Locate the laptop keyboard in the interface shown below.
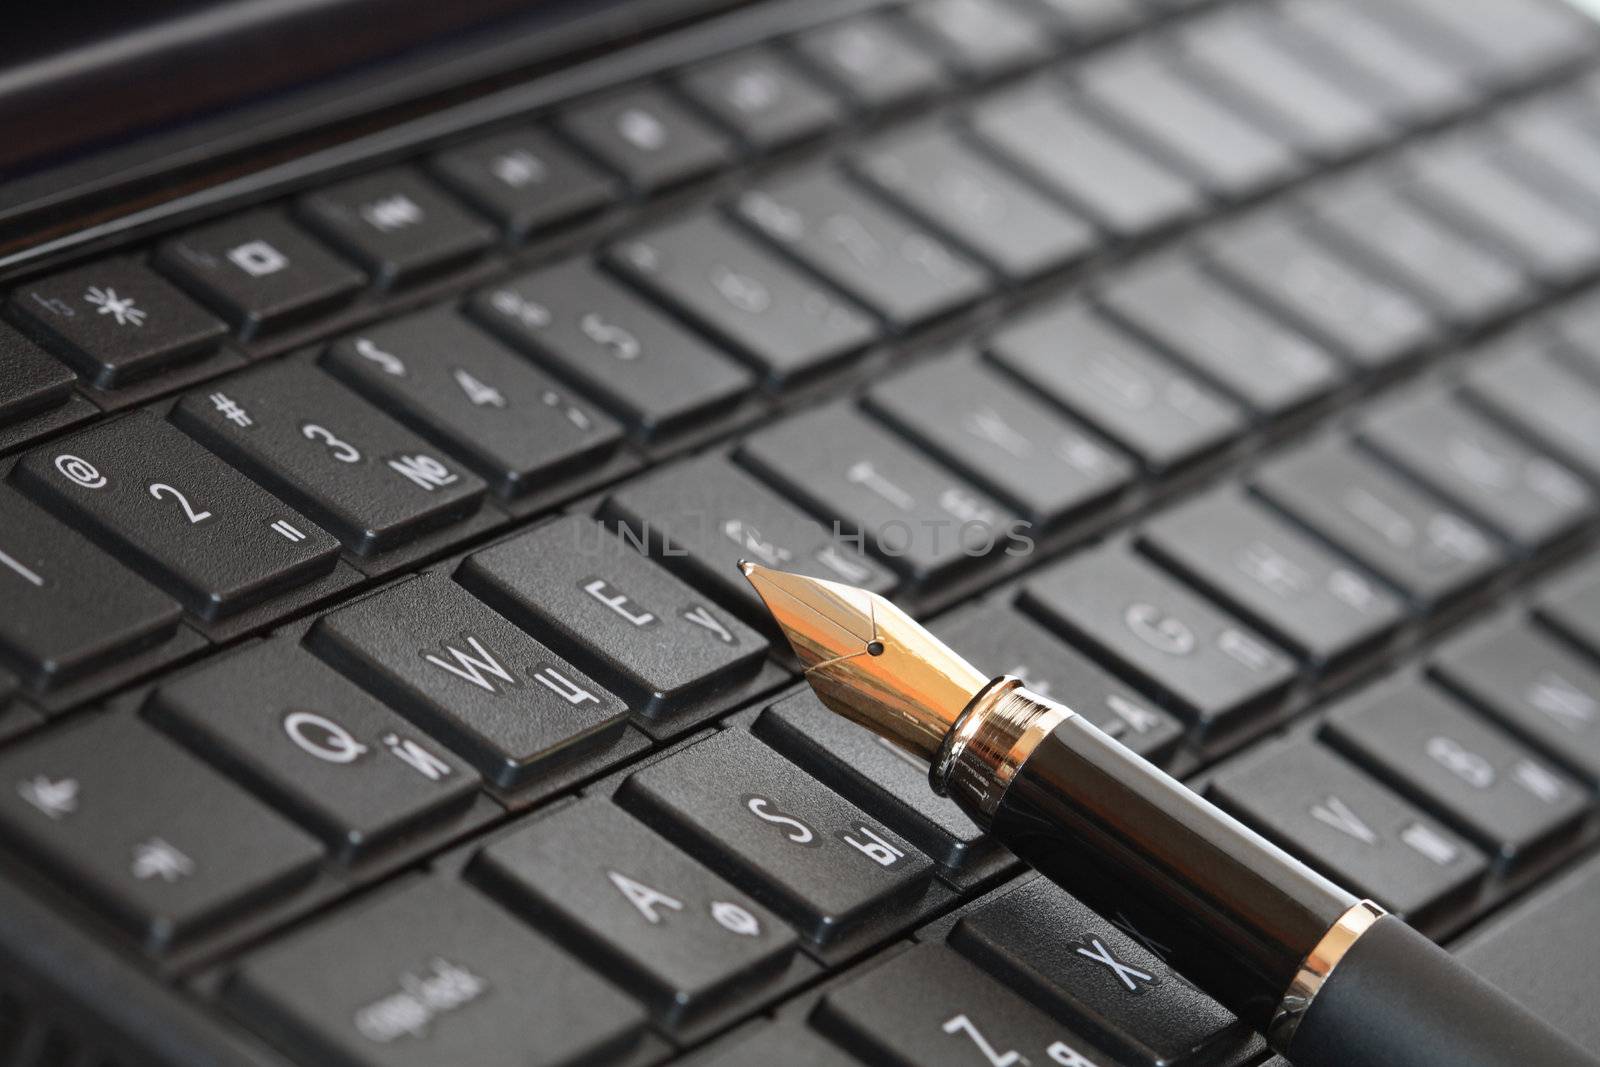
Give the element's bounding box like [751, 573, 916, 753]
[4, 0, 1600, 1063]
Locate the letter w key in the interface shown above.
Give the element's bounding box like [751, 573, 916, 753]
[423, 633, 521, 693]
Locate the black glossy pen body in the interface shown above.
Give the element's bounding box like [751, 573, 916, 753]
[976, 713, 1356, 1028]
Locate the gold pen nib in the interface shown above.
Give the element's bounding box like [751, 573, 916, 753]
[739, 561, 989, 761]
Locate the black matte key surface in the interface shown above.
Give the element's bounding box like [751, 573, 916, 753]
[472, 797, 796, 1023]
[309, 573, 628, 787]
[618, 728, 931, 943]
[1357, 393, 1594, 553]
[691, 1023, 868, 1067]
[458, 517, 766, 720]
[429, 127, 619, 239]
[149, 638, 480, 856]
[1494, 97, 1600, 216]
[607, 215, 878, 387]
[933, 604, 1183, 758]
[1076, 46, 1301, 200]
[791, 14, 949, 111]
[295, 167, 495, 290]
[1141, 489, 1404, 668]
[0, 485, 180, 690]
[0, 324, 75, 423]
[679, 47, 844, 151]
[852, 125, 1096, 282]
[1304, 175, 1532, 328]
[9, 257, 226, 388]
[815, 943, 1114, 1067]
[968, 86, 1203, 238]
[1402, 139, 1600, 286]
[1433, 622, 1600, 783]
[950, 878, 1243, 1066]
[155, 211, 365, 338]
[1099, 255, 1341, 416]
[600, 453, 895, 618]
[754, 690, 992, 870]
[1463, 345, 1600, 482]
[1028, 0, 1146, 40]
[1253, 442, 1502, 608]
[558, 87, 733, 192]
[1539, 564, 1600, 660]
[1323, 679, 1587, 863]
[1362, 0, 1595, 89]
[1021, 544, 1296, 728]
[987, 302, 1246, 473]
[469, 259, 753, 436]
[0, 713, 321, 947]
[227, 876, 646, 1067]
[1200, 212, 1436, 371]
[865, 355, 1133, 527]
[902, 0, 1054, 79]
[171, 360, 485, 555]
[734, 171, 989, 329]
[13, 410, 339, 618]
[737, 403, 1015, 584]
[1208, 736, 1485, 918]
[321, 309, 622, 498]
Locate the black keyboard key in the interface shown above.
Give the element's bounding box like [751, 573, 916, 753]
[736, 403, 1015, 584]
[1539, 563, 1600, 660]
[429, 127, 619, 239]
[734, 170, 989, 329]
[1552, 293, 1600, 381]
[679, 47, 844, 151]
[902, 0, 1054, 80]
[933, 603, 1183, 758]
[1361, 0, 1595, 89]
[1208, 736, 1486, 919]
[0, 323, 75, 424]
[600, 453, 896, 619]
[1402, 139, 1600, 286]
[1026, 0, 1146, 41]
[1492, 97, 1600, 216]
[791, 14, 950, 111]
[852, 125, 1096, 282]
[558, 87, 733, 192]
[617, 728, 931, 943]
[296, 167, 495, 290]
[1463, 344, 1600, 482]
[754, 690, 993, 871]
[1099, 255, 1342, 416]
[1433, 622, 1600, 783]
[607, 214, 878, 387]
[1199, 212, 1436, 371]
[13, 411, 339, 618]
[968, 86, 1204, 238]
[226, 877, 646, 1067]
[692, 1023, 868, 1067]
[9, 257, 226, 389]
[1357, 393, 1594, 553]
[457, 517, 766, 721]
[0, 713, 321, 947]
[472, 797, 797, 1024]
[310, 573, 627, 788]
[1323, 679, 1588, 864]
[1076, 46, 1301, 200]
[469, 259, 753, 437]
[986, 302, 1245, 474]
[155, 210, 365, 339]
[1273, 0, 1478, 127]
[149, 638, 480, 857]
[815, 943, 1114, 1067]
[1176, 12, 1394, 161]
[950, 878, 1244, 1066]
[1021, 544, 1297, 729]
[1252, 442, 1502, 609]
[321, 309, 622, 498]
[0, 484, 180, 690]
[1141, 489, 1404, 669]
[1303, 175, 1532, 328]
[172, 361, 485, 556]
[865, 354, 1133, 528]
[1455, 851, 1600, 1053]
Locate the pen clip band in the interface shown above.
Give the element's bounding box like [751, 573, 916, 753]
[1268, 898, 1388, 1052]
[932, 676, 1073, 819]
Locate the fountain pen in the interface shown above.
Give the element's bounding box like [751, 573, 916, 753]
[740, 561, 1597, 1067]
